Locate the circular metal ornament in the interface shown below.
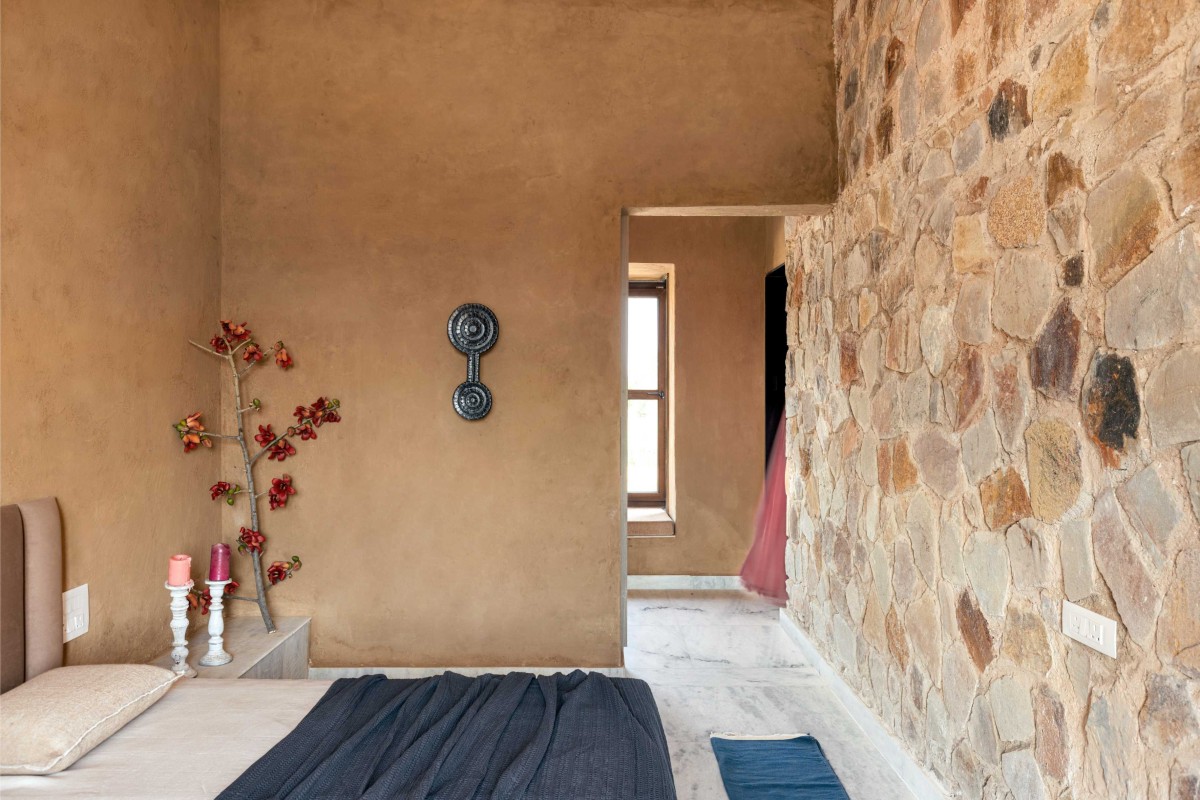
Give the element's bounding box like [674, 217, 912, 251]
[447, 303, 499, 355]
[453, 380, 492, 420]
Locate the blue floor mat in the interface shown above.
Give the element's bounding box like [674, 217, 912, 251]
[710, 734, 850, 800]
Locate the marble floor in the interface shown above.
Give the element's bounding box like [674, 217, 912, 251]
[625, 590, 919, 800]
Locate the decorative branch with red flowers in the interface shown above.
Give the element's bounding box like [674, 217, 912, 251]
[176, 320, 342, 633]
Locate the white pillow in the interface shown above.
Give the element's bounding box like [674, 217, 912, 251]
[0, 664, 178, 774]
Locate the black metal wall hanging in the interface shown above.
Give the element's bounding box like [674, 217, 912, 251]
[447, 303, 498, 420]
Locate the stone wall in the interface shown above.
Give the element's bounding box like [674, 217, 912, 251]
[783, 0, 1199, 797]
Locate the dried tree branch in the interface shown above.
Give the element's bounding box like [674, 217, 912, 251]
[229, 349, 276, 633]
[186, 325, 329, 631]
[188, 339, 223, 357]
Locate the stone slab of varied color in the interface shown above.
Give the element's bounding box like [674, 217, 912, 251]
[993, 252, 1053, 340]
[1145, 345, 1200, 447]
[1087, 167, 1162, 287]
[1024, 419, 1082, 523]
[1082, 353, 1140, 464]
[1030, 300, 1081, 400]
[1106, 225, 1200, 349]
[1091, 491, 1162, 647]
[988, 176, 1044, 248]
[980, 466, 1033, 530]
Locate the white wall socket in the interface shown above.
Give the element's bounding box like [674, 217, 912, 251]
[1062, 600, 1116, 658]
[63, 584, 89, 643]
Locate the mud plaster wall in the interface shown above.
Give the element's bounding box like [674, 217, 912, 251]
[628, 216, 769, 577]
[783, 0, 1200, 797]
[219, 0, 835, 667]
[1, 0, 222, 663]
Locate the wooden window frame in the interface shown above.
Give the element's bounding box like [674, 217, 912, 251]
[628, 280, 668, 508]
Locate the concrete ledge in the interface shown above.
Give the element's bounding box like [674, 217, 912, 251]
[627, 575, 742, 590]
[151, 616, 310, 679]
[778, 610, 949, 800]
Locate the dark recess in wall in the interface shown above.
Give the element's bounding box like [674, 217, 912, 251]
[765, 263, 787, 467]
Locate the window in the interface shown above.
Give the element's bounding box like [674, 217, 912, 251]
[627, 280, 667, 507]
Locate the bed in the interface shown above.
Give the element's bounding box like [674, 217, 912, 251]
[0, 501, 677, 799]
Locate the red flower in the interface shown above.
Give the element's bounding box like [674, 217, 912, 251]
[220, 320, 251, 343]
[268, 439, 297, 462]
[310, 398, 329, 426]
[176, 412, 212, 452]
[267, 561, 289, 585]
[294, 423, 316, 441]
[267, 556, 301, 585]
[238, 527, 265, 554]
[268, 474, 296, 510]
[210, 482, 240, 505]
[189, 589, 212, 615]
[275, 345, 293, 370]
[190, 579, 239, 613]
[254, 424, 275, 447]
[243, 343, 264, 363]
[209, 335, 229, 354]
[294, 397, 342, 427]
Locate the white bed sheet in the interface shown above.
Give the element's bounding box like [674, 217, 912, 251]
[1, 679, 333, 798]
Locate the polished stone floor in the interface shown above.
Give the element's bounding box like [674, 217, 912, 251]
[625, 590, 919, 800]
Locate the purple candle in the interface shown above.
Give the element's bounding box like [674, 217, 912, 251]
[209, 543, 231, 581]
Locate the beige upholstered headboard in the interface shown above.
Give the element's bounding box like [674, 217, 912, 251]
[0, 498, 64, 693]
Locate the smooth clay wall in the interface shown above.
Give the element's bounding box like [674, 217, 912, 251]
[784, 0, 1198, 797]
[1, 0, 222, 663]
[628, 216, 769, 577]
[218, 0, 835, 667]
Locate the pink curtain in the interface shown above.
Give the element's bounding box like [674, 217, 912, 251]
[739, 416, 788, 604]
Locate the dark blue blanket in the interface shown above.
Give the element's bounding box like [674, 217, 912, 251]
[218, 671, 677, 800]
[710, 734, 849, 800]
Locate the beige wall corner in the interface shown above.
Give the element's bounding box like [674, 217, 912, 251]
[1, 0, 222, 664]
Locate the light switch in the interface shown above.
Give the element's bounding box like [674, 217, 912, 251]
[63, 584, 89, 643]
[1062, 600, 1116, 658]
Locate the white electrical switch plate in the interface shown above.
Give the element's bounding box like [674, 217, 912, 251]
[1062, 600, 1116, 658]
[63, 584, 89, 643]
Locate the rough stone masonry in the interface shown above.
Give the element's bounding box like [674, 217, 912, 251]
[783, 0, 1200, 797]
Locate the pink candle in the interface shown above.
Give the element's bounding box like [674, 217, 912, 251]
[209, 543, 231, 582]
[167, 554, 192, 586]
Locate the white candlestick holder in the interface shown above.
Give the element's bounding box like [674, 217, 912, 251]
[165, 580, 196, 677]
[200, 579, 233, 667]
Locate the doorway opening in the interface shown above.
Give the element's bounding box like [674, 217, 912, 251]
[618, 208, 823, 651]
